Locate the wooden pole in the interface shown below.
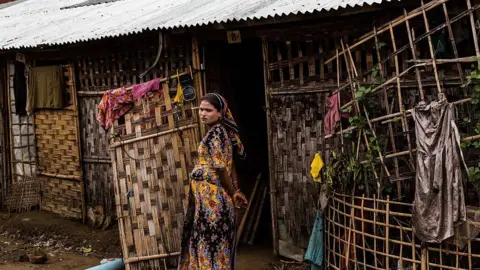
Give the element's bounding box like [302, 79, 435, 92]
[360, 195, 367, 270]
[248, 186, 268, 245]
[343, 42, 390, 178]
[236, 173, 261, 247]
[441, 3, 465, 85]
[421, 0, 443, 94]
[262, 37, 279, 256]
[467, 0, 480, 64]
[373, 26, 401, 197]
[385, 196, 390, 269]
[403, 9, 425, 101]
[389, 24, 416, 168]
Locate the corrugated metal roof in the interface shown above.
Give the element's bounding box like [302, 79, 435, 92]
[0, 0, 394, 50]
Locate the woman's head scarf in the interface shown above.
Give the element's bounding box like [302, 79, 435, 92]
[206, 93, 246, 159]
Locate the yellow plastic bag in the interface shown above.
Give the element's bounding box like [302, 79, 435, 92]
[310, 153, 324, 183]
[173, 70, 184, 104]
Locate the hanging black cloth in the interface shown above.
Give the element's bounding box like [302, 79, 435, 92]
[13, 61, 27, 115]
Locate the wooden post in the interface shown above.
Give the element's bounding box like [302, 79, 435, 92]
[467, 0, 480, 64]
[389, 24, 416, 168]
[262, 38, 279, 256]
[421, 0, 443, 94]
[403, 9, 425, 101]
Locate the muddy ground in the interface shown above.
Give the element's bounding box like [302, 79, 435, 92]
[0, 211, 307, 270]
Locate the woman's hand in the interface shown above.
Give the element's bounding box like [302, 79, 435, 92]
[232, 190, 248, 209]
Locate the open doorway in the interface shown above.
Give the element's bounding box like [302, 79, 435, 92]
[204, 37, 273, 252]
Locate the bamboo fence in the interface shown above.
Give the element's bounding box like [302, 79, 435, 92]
[321, 0, 480, 268]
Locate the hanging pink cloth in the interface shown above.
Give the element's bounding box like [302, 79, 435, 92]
[132, 78, 161, 100]
[97, 87, 133, 130]
[323, 92, 351, 136]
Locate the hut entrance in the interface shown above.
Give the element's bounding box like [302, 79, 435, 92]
[204, 38, 273, 251]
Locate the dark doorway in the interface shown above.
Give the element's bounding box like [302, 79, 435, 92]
[204, 37, 272, 250]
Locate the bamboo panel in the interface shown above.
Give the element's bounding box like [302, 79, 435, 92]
[269, 93, 323, 253]
[77, 36, 192, 217]
[39, 176, 83, 219]
[35, 109, 81, 177]
[325, 192, 480, 269]
[111, 82, 200, 269]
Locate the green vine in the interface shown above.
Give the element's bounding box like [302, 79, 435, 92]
[461, 64, 480, 198]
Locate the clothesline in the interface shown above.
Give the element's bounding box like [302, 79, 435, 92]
[78, 70, 194, 97]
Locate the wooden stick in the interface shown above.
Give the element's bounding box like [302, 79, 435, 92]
[326, 198, 332, 267]
[345, 194, 355, 268]
[360, 195, 367, 270]
[262, 38, 279, 256]
[39, 172, 81, 181]
[405, 56, 478, 63]
[421, 0, 443, 94]
[373, 194, 378, 269]
[389, 23, 416, 169]
[236, 173, 261, 247]
[344, 41, 390, 178]
[325, 0, 448, 64]
[467, 0, 480, 65]
[242, 185, 264, 243]
[467, 217, 472, 269]
[336, 48, 345, 153]
[385, 196, 390, 269]
[374, 26, 401, 196]
[124, 252, 181, 264]
[110, 124, 198, 148]
[404, 9, 425, 101]
[248, 186, 268, 245]
[442, 3, 465, 85]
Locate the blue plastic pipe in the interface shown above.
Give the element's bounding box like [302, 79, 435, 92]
[85, 259, 124, 270]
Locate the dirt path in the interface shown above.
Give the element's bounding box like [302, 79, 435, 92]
[0, 211, 305, 269]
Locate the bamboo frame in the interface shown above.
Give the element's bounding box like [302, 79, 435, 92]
[323, 0, 480, 268]
[325, 193, 480, 269]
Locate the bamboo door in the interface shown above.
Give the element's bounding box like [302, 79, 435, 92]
[34, 64, 85, 221]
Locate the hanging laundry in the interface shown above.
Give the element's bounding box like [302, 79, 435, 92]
[446, 206, 480, 249]
[310, 153, 324, 183]
[412, 96, 467, 243]
[27, 65, 65, 112]
[97, 87, 133, 130]
[323, 92, 351, 136]
[13, 61, 27, 115]
[304, 211, 324, 270]
[132, 78, 160, 100]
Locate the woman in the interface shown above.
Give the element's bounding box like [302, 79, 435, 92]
[179, 93, 249, 270]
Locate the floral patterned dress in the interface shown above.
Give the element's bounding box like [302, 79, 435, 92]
[178, 123, 236, 270]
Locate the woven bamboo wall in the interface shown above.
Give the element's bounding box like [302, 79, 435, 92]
[110, 83, 200, 270]
[77, 34, 193, 217]
[35, 109, 81, 176]
[39, 176, 83, 219]
[269, 94, 324, 253]
[34, 65, 84, 219]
